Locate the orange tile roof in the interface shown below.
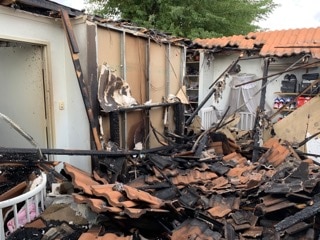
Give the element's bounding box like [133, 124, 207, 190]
[193, 28, 320, 58]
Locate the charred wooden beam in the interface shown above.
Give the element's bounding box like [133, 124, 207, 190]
[274, 200, 320, 232]
[102, 101, 180, 114]
[252, 58, 270, 162]
[184, 206, 224, 233]
[109, 112, 120, 145]
[60, 9, 102, 151]
[0, 146, 174, 157]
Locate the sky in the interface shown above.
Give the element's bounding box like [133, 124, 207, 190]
[54, 0, 320, 31]
[258, 0, 320, 30]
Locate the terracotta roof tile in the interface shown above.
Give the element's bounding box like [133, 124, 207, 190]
[193, 27, 320, 58]
[210, 176, 229, 189]
[122, 185, 164, 208]
[242, 226, 263, 238]
[78, 226, 102, 240]
[93, 170, 109, 184]
[64, 163, 100, 195]
[91, 184, 138, 208]
[227, 165, 254, 178]
[262, 137, 291, 167]
[73, 193, 122, 213]
[152, 167, 179, 178]
[123, 208, 169, 218]
[171, 170, 218, 185]
[207, 204, 232, 218]
[171, 219, 221, 240]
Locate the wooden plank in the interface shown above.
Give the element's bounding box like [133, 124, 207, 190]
[61, 9, 102, 151]
[273, 95, 320, 148]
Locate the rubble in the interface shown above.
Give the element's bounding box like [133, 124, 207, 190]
[2, 93, 320, 239]
[3, 131, 320, 239]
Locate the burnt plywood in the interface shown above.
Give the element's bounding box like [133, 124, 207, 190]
[96, 27, 184, 149]
[125, 35, 147, 104]
[149, 43, 166, 147]
[125, 35, 147, 149]
[273, 95, 320, 147]
[150, 43, 166, 102]
[97, 27, 121, 143]
[97, 27, 122, 73]
[169, 46, 183, 94]
[167, 46, 184, 131]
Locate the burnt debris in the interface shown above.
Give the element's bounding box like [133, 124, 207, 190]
[64, 136, 320, 239]
[3, 132, 320, 239]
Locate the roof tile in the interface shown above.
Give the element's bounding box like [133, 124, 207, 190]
[193, 28, 320, 58]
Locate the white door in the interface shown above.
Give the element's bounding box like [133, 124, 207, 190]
[0, 41, 48, 148]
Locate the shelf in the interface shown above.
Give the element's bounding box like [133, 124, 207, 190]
[187, 88, 199, 91]
[279, 108, 295, 112]
[274, 92, 298, 96]
[274, 92, 316, 96]
[185, 50, 200, 118]
[186, 75, 199, 78]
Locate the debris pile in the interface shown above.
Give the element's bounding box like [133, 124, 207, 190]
[32, 140, 320, 238]
[3, 134, 320, 239]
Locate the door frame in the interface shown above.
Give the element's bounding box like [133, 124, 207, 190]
[0, 35, 54, 151]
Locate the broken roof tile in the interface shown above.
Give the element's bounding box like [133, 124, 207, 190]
[171, 218, 222, 240]
[210, 176, 229, 189]
[207, 204, 232, 218]
[241, 226, 263, 238]
[207, 195, 239, 218]
[91, 184, 138, 208]
[123, 207, 169, 218]
[64, 163, 100, 195]
[93, 170, 109, 184]
[78, 226, 102, 240]
[73, 193, 122, 214]
[122, 185, 164, 208]
[226, 165, 254, 178]
[171, 170, 218, 185]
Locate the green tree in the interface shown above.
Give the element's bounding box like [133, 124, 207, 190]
[86, 0, 276, 39]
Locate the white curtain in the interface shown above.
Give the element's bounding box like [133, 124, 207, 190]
[228, 73, 261, 115]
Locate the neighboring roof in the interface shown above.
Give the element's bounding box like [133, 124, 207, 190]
[192, 28, 320, 59]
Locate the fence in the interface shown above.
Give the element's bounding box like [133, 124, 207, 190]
[0, 172, 47, 239]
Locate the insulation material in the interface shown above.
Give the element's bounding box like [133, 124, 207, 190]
[97, 28, 122, 142]
[98, 65, 138, 112]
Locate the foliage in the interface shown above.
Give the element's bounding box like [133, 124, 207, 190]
[85, 0, 277, 39]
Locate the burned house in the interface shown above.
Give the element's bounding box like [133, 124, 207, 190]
[1, 0, 320, 239]
[0, 0, 187, 173]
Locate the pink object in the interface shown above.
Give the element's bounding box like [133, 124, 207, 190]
[7, 201, 37, 233]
